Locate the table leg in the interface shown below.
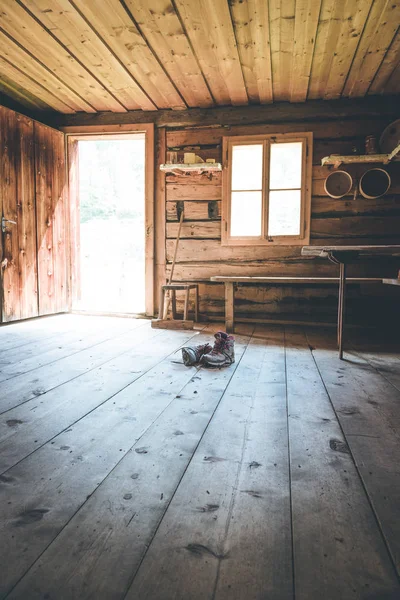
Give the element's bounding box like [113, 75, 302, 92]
[338, 262, 347, 359]
[225, 282, 235, 333]
[194, 286, 199, 322]
[183, 288, 190, 321]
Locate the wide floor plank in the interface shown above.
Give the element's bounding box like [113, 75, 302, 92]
[307, 326, 400, 576]
[7, 330, 253, 600]
[287, 327, 398, 599]
[126, 326, 292, 600]
[0, 315, 399, 600]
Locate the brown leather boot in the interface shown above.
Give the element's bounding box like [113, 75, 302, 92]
[181, 342, 213, 366]
[201, 332, 235, 368]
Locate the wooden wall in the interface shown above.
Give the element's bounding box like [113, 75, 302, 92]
[0, 105, 68, 322]
[158, 114, 400, 325]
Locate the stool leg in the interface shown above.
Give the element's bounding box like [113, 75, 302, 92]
[183, 288, 190, 321]
[194, 286, 199, 322]
[171, 290, 177, 319]
[158, 288, 165, 320]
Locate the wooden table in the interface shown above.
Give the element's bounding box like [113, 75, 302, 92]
[301, 246, 400, 359]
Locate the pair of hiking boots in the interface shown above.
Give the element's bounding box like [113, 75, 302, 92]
[181, 331, 235, 368]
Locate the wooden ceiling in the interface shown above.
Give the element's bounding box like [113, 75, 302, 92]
[0, 0, 399, 114]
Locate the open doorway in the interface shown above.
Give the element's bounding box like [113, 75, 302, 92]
[67, 127, 154, 316]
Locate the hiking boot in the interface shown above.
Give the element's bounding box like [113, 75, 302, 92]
[201, 332, 235, 368]
[181, 343, 212, 366]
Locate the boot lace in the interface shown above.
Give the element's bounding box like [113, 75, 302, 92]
[210, 337, 226, 355]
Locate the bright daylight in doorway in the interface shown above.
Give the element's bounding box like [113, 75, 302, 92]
[74, 136, 145, 314]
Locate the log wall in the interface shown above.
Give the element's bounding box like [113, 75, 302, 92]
[0, 105, 68, 322]
[159, 114, 400, 325]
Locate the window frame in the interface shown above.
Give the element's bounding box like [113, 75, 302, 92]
[222, 132, 313, 246]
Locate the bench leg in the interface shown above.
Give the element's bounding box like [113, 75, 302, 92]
[158, 287, 165, 320]
[194, 286, 199, 322]
[183, 288, 190, 321]
[225, 282, 235, 333]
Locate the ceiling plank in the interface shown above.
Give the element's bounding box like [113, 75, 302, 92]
[308, 0, 345, 100]
[174, 0, 248, 106]
[344, 0, 400, 97]
[74, 0, 185, 110]
[370, 29, 400, 93]
[0, 30, 94, 112]
[324, 0, 374, 99]
[19, 0, 156, 111]
[123, 0, 213, 108]
[369, 29, 400, 93]
[0, 75, 51, 111]
[0, 55, 75, 112]
[383, 57, 400, 93]
[0, 1, 125, 112]
[291, 0, 322, 102]
[229, 0, 273, 104]
[270, 0, 296, 102]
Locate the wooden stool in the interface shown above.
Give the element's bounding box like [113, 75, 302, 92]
[159, 283, 199, 321]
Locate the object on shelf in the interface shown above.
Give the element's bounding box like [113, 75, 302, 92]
[159, 163, 222, 173]
[324, 170, 353, 199]
[166, 151, 178, 163]
[206, 158, 216, 164]
[359, 168, 391, 199]
[184, 152, 196, 164]
[365, 135, 378, 155]
[380, 119, 400, 153]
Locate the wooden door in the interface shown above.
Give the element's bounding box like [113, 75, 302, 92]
[0, 107, 38, 322]
[34, 122, 68, 316]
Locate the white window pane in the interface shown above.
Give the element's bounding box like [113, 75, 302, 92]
[232, 144, 263, 191]
[268, 190, 301, 236]
[270, 142, 302, 189]
[231, 191, 262, 236]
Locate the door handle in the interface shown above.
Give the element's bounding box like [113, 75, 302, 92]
[1, 217, 17, 233]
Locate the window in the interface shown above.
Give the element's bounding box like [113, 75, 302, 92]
[222, 133, 312, 245]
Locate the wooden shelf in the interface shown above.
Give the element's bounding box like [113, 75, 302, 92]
[321, 143, 400, 167]
[382, 278, 400, 286]
[160, 163, 222, 173]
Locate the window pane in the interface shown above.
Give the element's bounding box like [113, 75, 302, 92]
[268, 190, 301, 236]
[231, 191, 262, 236]
[232, 144, 263, 191]
[270, 142, 302, 189]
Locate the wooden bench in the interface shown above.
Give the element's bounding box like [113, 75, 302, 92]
[210, 276, 383, 333]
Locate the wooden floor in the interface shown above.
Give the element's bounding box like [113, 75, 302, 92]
[0, 314, 399, 600]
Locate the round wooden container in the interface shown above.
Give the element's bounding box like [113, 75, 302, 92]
[359, 168, 391, 199]
[324, 170, 353, 198]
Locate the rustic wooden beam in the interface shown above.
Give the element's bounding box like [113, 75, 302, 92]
[44, 95, 400, 131]
[0, 92, 55, 127]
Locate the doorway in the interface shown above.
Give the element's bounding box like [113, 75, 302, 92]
[67, 127, 154, 316]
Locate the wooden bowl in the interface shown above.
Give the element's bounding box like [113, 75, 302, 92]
[359, 168, 391, 199]
[324, 170, 353, 198]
